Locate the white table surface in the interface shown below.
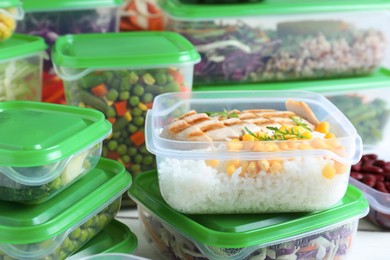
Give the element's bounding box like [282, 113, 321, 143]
[115, 209, 390, 260]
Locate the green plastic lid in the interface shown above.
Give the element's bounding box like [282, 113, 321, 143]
[0, 34, 47, 61]
[194, 68, 390, 93]
[160, 0, 390, 18]
[129, 170, 369, 248]
[0, 101, 112, 167]
[0, 158, 131, 244]
[22, 0, 124, 12]
[71, 220, 138, 258]
[52, 32, 200, 79]
[0, 0, 20, 8]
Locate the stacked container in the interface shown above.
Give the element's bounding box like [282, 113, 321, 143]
[126, 90, 370, 259]
[0, 101, 132, 259]
[16, 0, 126, 103]
[0, 0, 24, 41]
[0, 34, 47, 101]
[158, 0, 390, 85]
[52, 31, 200, 205]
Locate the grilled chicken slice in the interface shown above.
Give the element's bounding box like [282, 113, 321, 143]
[285, 99, 320, 126]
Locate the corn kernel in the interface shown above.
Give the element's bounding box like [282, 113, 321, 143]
[298, 143, 312, 150]
[325, 132, 336, 139]
[123, 111, 132, 122]
[253, 142, 265, 152]
[264, 143, 279, 152]
[106, 132, 113, 140]
[247, 161, 258, 177]
[279, 126, 289, 132]
[257, 160, 270, 172]
[138, 102, 148, 111]
[242, 134, 255, 141]
[240, 161, 249, 176]
[334, 162, 348, 174]
[315, 122, 330, 134]
[322, 164, 336, 179]
[226, 165, 237, 176]
[301, 131, 312, 139]
[269, 160, 284, 173]
[227, 160, 241, 167]
[278, 142, 289, 150]
[227, 139, 244, 151]
[206, 160, 219, 167]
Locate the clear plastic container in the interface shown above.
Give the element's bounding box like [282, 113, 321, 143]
[0, 101, 112, 204]
[119, 0, 164, 31]
[77, 253, 149, 260]
[130, 170, 369, 260]
[159, 0, 390, 85]
[69, 220, 138, 259]
[52, 32, 200, 193]
[0, 158, 131, 260]
[145, 91, 362, 213]
[0, 0, 24, 41]
[0, 34, 46, 101]
[15, 0, 125, 104]
[349, 149, 390, 229]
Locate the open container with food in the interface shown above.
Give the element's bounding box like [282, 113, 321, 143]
[145, 90, 362, 214]
[0, 0, 24, 42]
[0, 101, 112, 204]
[0, 34, 47, 101]
[194, 71, 390, 150]
[159, 0, 390, 85]
[129, 170, 369, 260]
[16, 0, 125, 104]
[349, 149, 390, 229]
[0, 158, 131, 260]
[68, 220, 138, 259]
[52, 32, 200, 192]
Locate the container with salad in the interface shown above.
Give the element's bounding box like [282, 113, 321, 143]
[129, 170, 369, 260]
[0, 0, 23, 41]
[0, 158, 131, 260]
[145, 91, 362, 214]
[16, 0, 125, 104]
[159, 0, 390, 85]
[0, 101, 112, 204]
[0, 34, 46, 101]
[52, 32, 200, 206]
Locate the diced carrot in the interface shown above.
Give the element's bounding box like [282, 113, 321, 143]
[168, 69, 184, 85]
[130, 131, 145, 146]
[107, 117, 116, 125]
[297, 245, 317, 252]
[106, 151, 120, 160]
[149, 18, 163, 31]
[114, 101, 128, 116]
[147, 2, 160, 14]
[145, 102, 153, 109]
[180, 86, 189, 93]
[91, 84, 108, 97]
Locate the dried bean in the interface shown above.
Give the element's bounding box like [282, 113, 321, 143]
[373, 160, 386, 167]
[386, 182, 390, 191]
[364, 154, 378, 160]
[383, 163, 390, 173]
[351, 162, 362, 172]
[350, 172, 363, 180]
[375, 182, 388, 193]
[362, 174, 376, 187]
[361, 164, 383, 174]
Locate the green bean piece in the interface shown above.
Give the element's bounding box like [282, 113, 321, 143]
[106, 89, 119, 101]
[78, 92, 109, 114]
[79, 74, 106, 89]
[142, 73, 156, 85]
[133, 116, 145, 126]
[133, 84, 144, 96]
[113, 117, 130, 132]
[119, 91, 130, 100]
[107, 140, 118, 151]
[132, 107, 143, 116]
[103, 71, 114, 84]
[155, 70, 167, 85]
[142, 92, 154, 103]
[111, 78, 121, 90]
[129, 71, 139, 84]
[129, 96, 140, 107]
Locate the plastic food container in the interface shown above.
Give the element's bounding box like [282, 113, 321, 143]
[194, 71, 390, 149]
[0, 158, 131, 260]
[0, 34, 46, 101]
[52, 32, 200, 181]
[160, 0, 390, 85]
[0, 0, 23, 41]
[349, 149, 390, 229]
[16, 0, 125, 104]
[130, 170, 369, 260]
[69, 220, 138, 259]
[0, 101, 112, 204]
[119, 0, 163, 31]
[76, 253, 149, 260]
[145, 91, 362, 214]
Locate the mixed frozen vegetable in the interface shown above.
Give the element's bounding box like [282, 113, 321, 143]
[120, 0, 163, 31]
[0, 199, 121, 260]
[167, 19, 386, 84]
[0, 56, 41, 101]
[139, 207, 358, 260]
[0, 8, 17, 41]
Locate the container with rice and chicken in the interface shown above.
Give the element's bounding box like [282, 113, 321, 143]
[145, 91, 362, 214]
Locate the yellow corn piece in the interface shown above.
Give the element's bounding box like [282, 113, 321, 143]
[315, 122, 330, 134]
[123, 111, 132, 122]
[301, 131, 312, 139]
[247, 161, 258, 177]
[240, 161, 249, 176]
[106, 132, 113, 140]
[227, 139, 244, 151]
[117, 158, 125, 166]
[226, 165, 237, 176]
[138, 102, 148, 111]
[325, 132, 336, 139]
[206, 160, 219, 168]
[279, 125, 290, 132]
[269, 160, 284, 174]
[242, 134, 255, 141]
[264, 143, 278, 152]
[322, 164, 336, 179]
[227, 160, 241, 168]
[334, 162, 348, 174]
[278, 142, 289, 150]
[257, 160, 270, 172]
[298, 143, 312, 150]
[253, 142, 265, 152]
[78, 102, 86, 108]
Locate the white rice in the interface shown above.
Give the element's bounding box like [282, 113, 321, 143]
[157, 157, 349, 214]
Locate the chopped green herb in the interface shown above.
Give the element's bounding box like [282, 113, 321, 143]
[290, 116, 312, 132]
[205, 109, 239, 118]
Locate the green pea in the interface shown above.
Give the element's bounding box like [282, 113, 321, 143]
[155, 71, 167, 85]
[129, 96, 140, 107]
[117, 144, 127, 155]
[133, 84, 144, 96]
[106, 107, 116, 118]
[57, 251, 67, 260]
[87, 227, 97, 240]
[142, 92, 154, 103]
[122, 155, 131, 163]
[120, 76, 131, 91]
[69, 228, 81, 240]
[167, 74, 174, 82]
[128, 124, 138, 134]
[127, 147, 137, 156]
[132, 107, 143, 116]
[142, 155, 154, 165]
[82, 218, 94, 228]
[112, 132, 121, 139]
[133, 116, 145, 126]
[62, 237, 72, 252]
[164, 82, 180, 92]
[42, 256, 53, 260]
[107, 89, 119, 101]
[107, 140, 118, 151]
[139, 145, 149, 154]
[96, 214, 109, 229]
[103, 71, 114, 84]
[78, 230, 89, 242]
[130, 164, 141, 173]
[134, 154, 143, 164]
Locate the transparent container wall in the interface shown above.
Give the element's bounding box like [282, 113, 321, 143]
[138, 206, 360, 260]
[0, 54, 43, 101]
[165, 10, 389, 85]
[156, 154, 350, 214]
[0, 198, 121, 260]
[324, 87, 390, 149]
[0, 141, 103, 204]
[0, 7, 22, 41]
